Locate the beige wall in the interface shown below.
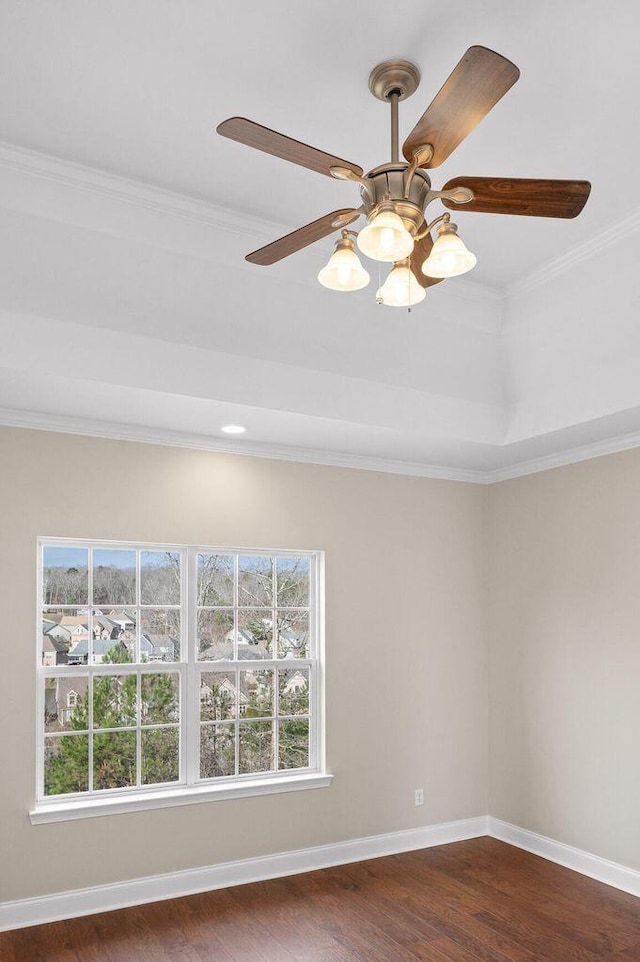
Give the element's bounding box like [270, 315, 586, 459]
[3, 424, 639, 903]
[0, 426, 489, 902]
[489, 448, 640, 871]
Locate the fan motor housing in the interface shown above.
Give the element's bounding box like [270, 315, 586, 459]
[362, 163, 431, 233]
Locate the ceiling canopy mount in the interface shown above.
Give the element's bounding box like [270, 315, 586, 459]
[368, 59, 421, 102]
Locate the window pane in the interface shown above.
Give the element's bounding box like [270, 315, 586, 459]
[197, 554, 234, 606]
[42, 547, 88, 606]
[278, 720, 309, 771]
[278, 668, 309, 716]
[238, 555, 273, 607]
[93, 607, 136, 661]
[200, 724, 235, 778]
[42, 608, 84, 666]
[238, 609, 273, 657]
[239, 720, 273, 774]
[276, 557, 310, 608]
[240, 669, 273, 718]
[44, 676, 88, 732]
[141, 673, 179, 725]
[197, 608, 234, 661]
[141, 551, 181, 605]
[44, 734, 89, 795]
[93, 675, 137, 729]
[91, 609, 134, 664]
[93, 730, 137, 790]
[141, 727, 179, 785]
[41, 609, 90, 666]
[139, 609, 181, 662]
[93, 549, 136, 606]
[200, 672, 237, 721]
[276, 610, 309, 659]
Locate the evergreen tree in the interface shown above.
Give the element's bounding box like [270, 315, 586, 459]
[44, 644, 179, 795]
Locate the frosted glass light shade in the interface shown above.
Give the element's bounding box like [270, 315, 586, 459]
[318, 245, 370, 291]
[357, 208, 414, 262]
[422, 230, 476, 278]
[377, 264, 426, 307]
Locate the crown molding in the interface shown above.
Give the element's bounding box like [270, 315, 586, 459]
[4, 407, 640, 486]
[485, 428, 640, 483]
[0, 139, 285, 243]
[0, 408, 488, 485]
[506, 204, 640, 297]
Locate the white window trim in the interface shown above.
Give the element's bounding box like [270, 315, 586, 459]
[33, 538, 328, 823]
[30, 773, 333, 823]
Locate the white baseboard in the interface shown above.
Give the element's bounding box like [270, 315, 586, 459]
[488, 817, 640, 898]
[0, 816, 488, 932]
[4, 815, 638, 932]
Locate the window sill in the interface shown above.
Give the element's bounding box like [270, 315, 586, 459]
[30, 772, 333, 824]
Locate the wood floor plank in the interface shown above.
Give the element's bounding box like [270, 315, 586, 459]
[332, 869, 559, 962]
[225, 877, 359, 962]
[402, 847, 621, 960]
[2, 840, 639, 962]
[429, 839, 640, 953]
[289, 866, 438, 947]
[411, 936, 522, 962]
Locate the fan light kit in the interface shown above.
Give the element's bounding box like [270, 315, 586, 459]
[217, 46, 590, 309]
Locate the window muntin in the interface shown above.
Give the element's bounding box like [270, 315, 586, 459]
[37, 541, 321, 807]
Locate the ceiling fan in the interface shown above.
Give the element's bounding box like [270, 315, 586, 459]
[217, 46, 590, 307]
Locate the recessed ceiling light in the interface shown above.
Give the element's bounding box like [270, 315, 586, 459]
[221, 424, 247, 435]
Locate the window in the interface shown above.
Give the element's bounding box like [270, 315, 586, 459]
[35, 540, 328, 822]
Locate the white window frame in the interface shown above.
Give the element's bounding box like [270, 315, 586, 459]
[32, 538, 330, 824]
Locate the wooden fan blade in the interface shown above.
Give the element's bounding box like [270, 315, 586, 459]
[217, 117, 363, 178]
[402, 46, 519, 168]
[246, 209, 360, 265]
[410, 233, 444, 289]
[441, 177, 591, 218]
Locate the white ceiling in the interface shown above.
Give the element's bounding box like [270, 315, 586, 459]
[1, 0, 639, 481]
[0, 0, 629, 285]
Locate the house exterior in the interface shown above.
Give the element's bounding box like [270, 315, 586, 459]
[45, 622, 73, 644]
[200, 672, 251, 716]
[281, 670, 308, 696]
[198, 637, 271, 661]
[106, 610, 136, 640]
[140, 632, 179, 662]
[45, 676, 89, 729]
[67, 638, 128, 665]
[277, 628, 307, 658]
[42, 632, 69, 667]
[59, 615, 90, 632]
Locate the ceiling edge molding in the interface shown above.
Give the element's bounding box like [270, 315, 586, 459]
[0, 408, 487, 485]
[0, 139, 281, 240]
[486, 430, 640, 483]
[506, 204, 640, 297]
[4, 407, 640, 486]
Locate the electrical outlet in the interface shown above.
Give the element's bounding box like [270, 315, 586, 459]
[414, 788, 424, 806]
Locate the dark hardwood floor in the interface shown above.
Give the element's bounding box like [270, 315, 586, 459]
[2, 838, 640, 961]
